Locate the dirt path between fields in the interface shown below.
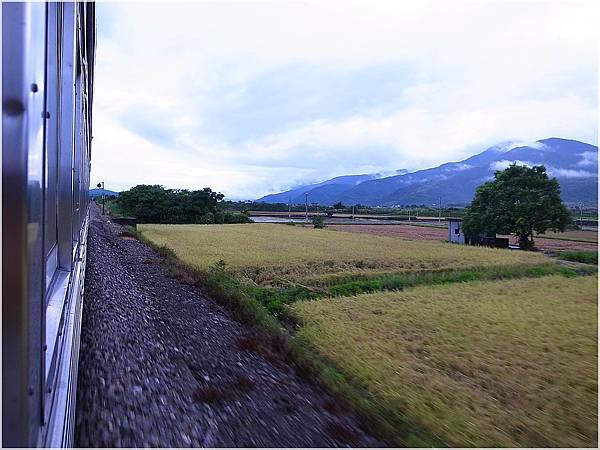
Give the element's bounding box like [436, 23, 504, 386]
[75, 205, 383, 447]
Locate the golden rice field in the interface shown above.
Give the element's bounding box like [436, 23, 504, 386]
[290, 275, 598, 447]
[139, 223, 547, 284]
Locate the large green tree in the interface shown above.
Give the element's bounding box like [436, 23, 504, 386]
[462, 164, 571, 250]
[113, 185, 251, 224]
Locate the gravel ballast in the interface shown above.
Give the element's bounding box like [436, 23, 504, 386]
[75, 206, 383, 447]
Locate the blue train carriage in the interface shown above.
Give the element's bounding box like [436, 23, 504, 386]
[2, 1, 96, 447]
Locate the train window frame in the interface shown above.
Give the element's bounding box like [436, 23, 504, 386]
[57, 2, 76, 275]
[72, 72, 82, 246]
[44, 1, 62, 292]
[43, 1, 77, 402]
[43, 1, 62, 389]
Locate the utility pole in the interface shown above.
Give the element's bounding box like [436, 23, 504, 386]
[288, 198, 291, 221]
[305, 193, 308, 223]
[577, 202, 584, 227]
[97, 181, 105, 215]
[352, 205, 355, 221]
[438, 195, 442, 224]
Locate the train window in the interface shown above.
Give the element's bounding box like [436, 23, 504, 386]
[72, 88, 80, 244]
[57, 2, 76, 274]
[44, 3, 62, 290]
[72, 68, 83, 243]
[43, 1, 82, 405]
[43, 1, 75, 388]
[44, 2, 60, 387]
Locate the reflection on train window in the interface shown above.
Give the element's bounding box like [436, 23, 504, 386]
[45, 2, 61, 291]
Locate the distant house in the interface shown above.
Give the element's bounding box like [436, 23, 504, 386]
[447, 218, 465, 244]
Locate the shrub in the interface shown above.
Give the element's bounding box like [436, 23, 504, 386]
[312, 215, 326, 229]
[223, 212, 254, 224]
[156, 244, 176, 259]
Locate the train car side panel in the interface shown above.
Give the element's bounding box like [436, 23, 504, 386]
[2, 2, 96, 447]
[2, 3, 48, 447]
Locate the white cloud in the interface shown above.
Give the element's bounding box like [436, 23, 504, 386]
[236, 95, 596, 170]
[506, 141, 549, 151]
[486, 162, 596, 179]
[91, 1, 599, 199]
[91, 116, 313, 198]
[449, 164, 473, 171]
[547, 167, 596, 178]
[490, 160, 534, 171]
[577, 151, 598, 167]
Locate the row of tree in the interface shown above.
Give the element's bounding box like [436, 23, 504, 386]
[114, 185, 252, 224]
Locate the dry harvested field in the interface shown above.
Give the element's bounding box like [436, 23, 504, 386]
[330, 224, 598, 252]
[291, 275, 598, 447]
[539, 229, 598, 242]
[140, 223, 547, 284]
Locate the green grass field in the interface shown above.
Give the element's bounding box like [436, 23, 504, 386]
[291, 276, 598, 447]
[139, 223, 597, 446]
[140, 223, 547, 284]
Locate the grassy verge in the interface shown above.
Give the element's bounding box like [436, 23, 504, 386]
[556, 250, 598, 265]
[245, 263, 596, 317]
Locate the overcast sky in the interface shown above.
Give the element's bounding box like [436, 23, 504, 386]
[92, 0, 598, 200]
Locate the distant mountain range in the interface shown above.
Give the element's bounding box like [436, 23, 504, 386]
[257, 171, 408, 205]
[256, 138, 598, 206]
[89, 188, 120, 198]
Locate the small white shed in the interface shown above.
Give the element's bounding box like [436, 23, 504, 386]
[448, 218, 465, 244]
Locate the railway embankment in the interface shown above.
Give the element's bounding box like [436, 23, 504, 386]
[75, 205, 383, 447]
